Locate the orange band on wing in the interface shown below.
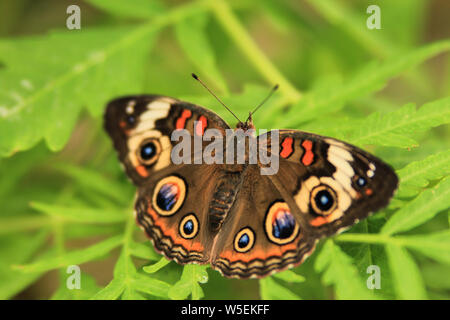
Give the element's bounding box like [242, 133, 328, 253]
[176, 109, 192, 130]
[301, 140, 314, 166]
[219, 238, 298, 263]
[280, 137, 294, 158]
[147, 206, 204, 252]
[136, 165, 149, 177]
[310, 210, 342, 227]
[195, 116, 208, 136]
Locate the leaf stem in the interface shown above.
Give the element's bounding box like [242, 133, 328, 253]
[334, 233, 416, 248]
[335, 233, 393, 244]
[209, 0, 302, 103]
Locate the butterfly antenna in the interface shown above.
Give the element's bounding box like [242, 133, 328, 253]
[192, 73, 241, 123]
[248, 84, 279, 121]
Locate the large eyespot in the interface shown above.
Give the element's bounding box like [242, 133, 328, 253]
[179, 214, 199, 239]
[137, 139, 161, 166]
[152, 176, 187, 216]
[310, 185, 337, 215]
[265, 202, 299, 245]
[234, 228, 255, 253]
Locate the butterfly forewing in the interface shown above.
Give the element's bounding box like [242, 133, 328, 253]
[260, 130, 398, 237]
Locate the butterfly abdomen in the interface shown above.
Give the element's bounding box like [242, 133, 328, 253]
[208, 173, 242, 232]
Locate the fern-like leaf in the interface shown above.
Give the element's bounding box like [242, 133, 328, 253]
[396, 150, 450, 197]
[386, 244, 427, 299]
[382, 176, 450, 235]
[0, 26, 156, 157]
[348, 97, 450, 148]
[14, 235, 123, 273]
[279, 40, 450, 127]
[168, 265, 208, 300]
[315, 240, 377, 299]
[85, 0, 165, 19]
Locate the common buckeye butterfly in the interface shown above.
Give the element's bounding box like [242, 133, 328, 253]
[104, 76, 398, 279]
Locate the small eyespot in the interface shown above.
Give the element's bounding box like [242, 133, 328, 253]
[126, 115, 135, 124]
[265, 202, 299, 245]
[179, 214, 199, 239]
[234, 228, 255, 253]
[310, 185, 337, 216]
[137, 139, 160, 165]
[152, 176, 187, 216]
[357, 176, 367, 187]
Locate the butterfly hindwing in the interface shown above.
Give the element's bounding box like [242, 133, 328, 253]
[210, 165, 317, 279]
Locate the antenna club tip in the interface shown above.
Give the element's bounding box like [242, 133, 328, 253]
[274, 84, 279, 90]
[192, 73, 199, 80]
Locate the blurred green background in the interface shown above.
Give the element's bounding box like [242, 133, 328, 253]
[0, 0, 449, 300]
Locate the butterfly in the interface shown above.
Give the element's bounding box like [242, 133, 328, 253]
[104, 76, 398, 279]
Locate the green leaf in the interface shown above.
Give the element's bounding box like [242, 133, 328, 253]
[259, 277, 301, 300]
[305, 0, 392, 58]
[174, 13, 228, 93]
[129, 241, 161, 261]
[340, 219, 396, 298]
[272, 270, 305, 283]
[168, 265, 208, 300]
[121, 288, 146, 300]
[315, 240, 377, 299]
[0, 231, 49, 299]
[85, 0, 165, 19]
[113, 250, 137, 279]
[386, 244, 427, 299]
[382, 176, 450, 235]
[397, 230, 450, 265]
[0, 26, 156, 157]
[91, 278, 125, 300]
[422, 264, 450, 290]
[14, 235, 123, 273]
[92, 251, 136, 300]
[132, 274, 171, 299]
[30, 202, 127, 224]
[280, 40, 450, 126]
[396, 150, 450, 197]
[348, 98, 450, 148]
[336, 230, 450, 266]
[0, 144, 48, 199]
[54, 164, 132, 205]
[51, 273, 101, 300]
[143, 257, 171, 274]
[0, 215, 51, 235]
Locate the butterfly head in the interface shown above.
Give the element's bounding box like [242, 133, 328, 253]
[236, 112, 255, 131]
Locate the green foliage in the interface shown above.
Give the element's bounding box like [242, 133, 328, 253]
[315, 240, 377, 300]
[348, 98, 450, 148]
[0, 0, 449, 300]
[386, 244, 427, 299]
